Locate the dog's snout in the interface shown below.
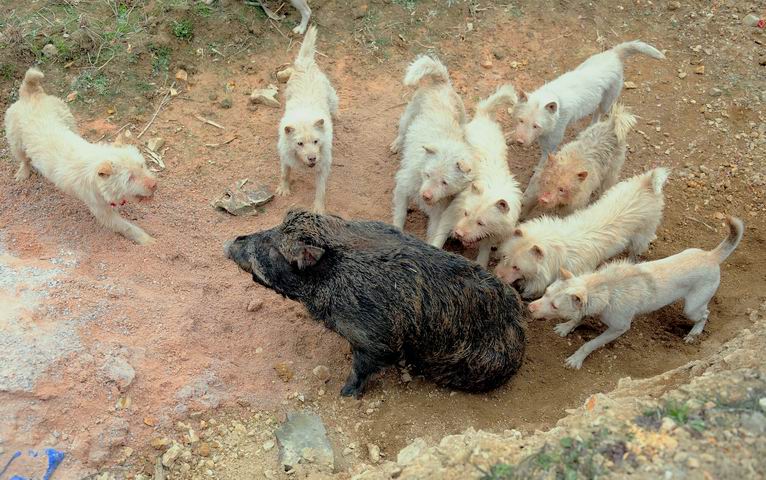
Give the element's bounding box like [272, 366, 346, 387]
[453, 229, 464, 239]
[515, 138, 525, 145]
[421, 191, 432, 202]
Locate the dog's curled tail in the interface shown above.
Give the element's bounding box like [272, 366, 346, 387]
[608, 103, 637, 145]
[475, 84, 518, 118]
[403, 55, 450, 87]
[294, 25, 318, 68]
[640, 167, 669, 194]
[613, 40, 665, 61]
[710, 216, 744, 263]
[20, 67, 45, 99]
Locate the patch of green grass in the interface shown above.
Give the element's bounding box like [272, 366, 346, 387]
[195, 2, 215, 17]
[479, 463, 513, 480]
[150, 44, 171, 74]
[0, 63, 15, 81]
[637, 399, 707, 433]
[393, 0, 419, 11]
[74, 71, 111, 96]
[172, 19, 194, 41]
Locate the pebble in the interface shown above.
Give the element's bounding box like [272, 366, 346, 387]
[743, 13, 761, 27]
[687, 457, 700, 468]
[42, 44, 58, 57]
[397, 438, 427, 466]
[710, 88, 722, 97]
[162, 443, 183, 468]
[274, 363, 294, 382]
[493, 49, 506, 60]
[276, 66, 294, 83]
[219, 97, 233, 109]
[312, 365, 331, 383]
[759, 398, 766, 412]
[147, 137, 165, 152]
[352, 3, 369, 19]
[668, 1, 681, 10]
[151, 437, 171, 450]
[694, 65, 705, 75]
[247, 299, 264, 312]
[250, 85, 280, 108]
[624, 81, 638, 89]
[263, 440, 275, 451]
[481, 58, 493, 69]
[678, 71, 687, 79]
[367, 443, 381, 463]
[175, 69, 188, 83]
[401, 372, 412, 383]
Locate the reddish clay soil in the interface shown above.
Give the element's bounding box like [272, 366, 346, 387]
[0, 0, 764, 477]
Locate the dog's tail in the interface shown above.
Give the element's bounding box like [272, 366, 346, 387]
[294, 25, 318, 68]
[709, 216, 744, 263]
[20, 67, 45, 100]
[608, 103, 637, 145]
[475, 84, 518, 118]
[612, 40, 665, 61]
[403, 55, 450, 87]
[640, 167, 669, 195]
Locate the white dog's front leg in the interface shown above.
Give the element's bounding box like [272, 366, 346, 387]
[391, 183, 410, 230]
[565, 323, 629, 369]
[276, 161, 292, 196]
[425, 205, 444, 243]
[313, 162, 330, 214]
[92, 205, 154, 245]
[290, 0, 311, 35]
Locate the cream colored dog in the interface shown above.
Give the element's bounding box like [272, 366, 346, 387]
[5, 68, 157, 245]
[495, 168, 668, 299]
[277, 25, 338, 213]
[528, 216, 744, 369]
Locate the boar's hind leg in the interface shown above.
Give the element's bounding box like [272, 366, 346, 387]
[340, 349, 393, 398]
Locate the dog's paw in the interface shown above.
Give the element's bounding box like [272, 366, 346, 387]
[683, 333, 699, 344]
[137, 235, 156, 246]
[292, 25, 307, 35]
[564, 354, 585, 370]
[275, 185, 291, 197]
[312, 203, 326, 215]
[389, 140, 400, 155]
[554, 323, 573, 337]
[14, 167, 30, 182]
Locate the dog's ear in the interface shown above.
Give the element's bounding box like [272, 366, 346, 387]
[471, 182, 482, 194]
[456, 160, 472, 174]
[545, 101, 558, 114]
[571, 291, 587, 309]
[519, 90, 529, 103]
[314, 118, 325, 129]
[97, 162, 113, 178]
[423, 145, 437, 155]
[280, 242, 325, 270]
[559, 267, 574, 280]
[284, 125, 294, 135]
[530, 244, 544, 258]
[495, 199, 509, 213]
[577, 171, 589, 181]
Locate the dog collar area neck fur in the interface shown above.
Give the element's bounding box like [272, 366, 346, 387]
[110, 199, 128, 208]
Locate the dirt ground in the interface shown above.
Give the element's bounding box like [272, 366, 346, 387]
[0, 0, 764, 478]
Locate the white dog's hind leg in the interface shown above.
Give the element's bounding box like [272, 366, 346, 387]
[565, 322, 630, 369]
[682, 280, 718, 343]
[92, 205, 154, 245]
[290, 0, 311, 35]
[11, 142, 32, 181]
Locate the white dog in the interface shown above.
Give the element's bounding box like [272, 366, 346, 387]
[495, 168, 668, 299]
[277, 25, 338, 214]
[391, 55, 474, 240]
[429, 85, 521, 267]
[5, 68, 157, 245]
[511, 40, 664, 211]
[528, 216, 744, 369]
[522, 103, 636, 218]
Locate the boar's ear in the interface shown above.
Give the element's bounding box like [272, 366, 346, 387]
[513, 228, 523, 237]
[571, 291, 587, 308]
[530, 244, 544, 258]
[496, 199, 509, 213]
[559, 267, 574, 280]
[314, 118, 325, 129]
[545, 101, 558, 114]
[284, 125, 294, 135]
[97, 161, 114, 177]
[423, 145, 437, 155]
[456, 160, 472, 174]
[577, 171, 589, 181]
[281, 242, 325, 270]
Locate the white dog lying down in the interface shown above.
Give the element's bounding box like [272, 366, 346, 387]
[495, 168, 668, 299]
[528, 216, 744, 369]
[5, 68, 157, 245]
[522, 103, 636, 219]
[429, 85, 521, 267]
[391, 55, 473, 240]
[511, 40, 664, 213]
[277, 25, 338, 213]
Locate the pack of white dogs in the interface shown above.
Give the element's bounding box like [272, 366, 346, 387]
[4, 26, 744, 370]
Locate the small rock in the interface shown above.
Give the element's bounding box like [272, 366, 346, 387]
[147, 137, 165, 152]
[624, 81, 638, 90]
[312, 365, 331, 383]
[196, 442, 211, 457]
[694, 65, 705, 75]
[151, 437, 171, 450]
[66, 92, 78, 103]
[367, 443, 381, 463]
[401, 372, 412, 383]
[740, 412, 766, 435]
[353, 3, 369, 19]
[219, 97, 233, 109]
[667, 1, 681, 10]
[250, 84, 280, 108]
[42, 44, 58, 58]
[263, 440, 275, 451]
[247, 299, 264, 312]
[274, 363, 294, 382]
[275, 411, 334, 470]
[276, 67, 294, 83]
[397, 438, 426, 466]
[492, 49, 505, 60]
[480, 58, 493, 69]
[143, 417, 157, 427]
[743, 13, 761, 27]
[710, 88, 722, 97]
[175, 69, 188, 83]
[687, 457, 700, 468]
[678, 71, 687, 79]
[162, 443, 183, 468]
[102, 356, 135, 392]
[660, 417, 677, 433]
[758, 398, 766, 412]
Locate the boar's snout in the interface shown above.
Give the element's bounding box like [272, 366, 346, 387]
[223, 239, 234, 259]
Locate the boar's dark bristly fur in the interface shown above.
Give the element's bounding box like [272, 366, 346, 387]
[224, 209, 527, 398]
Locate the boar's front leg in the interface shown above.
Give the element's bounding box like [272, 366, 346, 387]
[340, 348, 392, 398]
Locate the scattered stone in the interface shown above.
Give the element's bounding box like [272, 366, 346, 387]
[162, 442, 183, 468]
[102, 356, 135, 391]
[196, 442, 211, 457]
[276, 67, 294, 83]
[153, 456, 165, 480]
[250, 84, 280, 108]
[492, 49, 506, 60]
[42, 44, 58, 58]
[247, 299, 264, 312]
[758, 398, 766, 412]
[480, 58, 493, 69]
[147, 137, 165, 153]
[694, 65, 705, 75]
[624, 81, 638, 89]
[367, 443, 381, 463]
[743, 13, 761, 27]
[687, 457, 700, 468]
[353, 3, 369, 19]
[211, 179, 274, 216]
[678, 71, 687, 79]
[263, 439, 275, 451]
[397, 438, 426, 466]
[151, 437, 171, 450]
[710, 87, 722, 97]
[143, 417, 157, 427]
[175, 69, 188, 83]
[219, 97, 233, 109]
[401, 371, 412, 383]
[312, 365, 331, 383]
[275, 411, 334, 470]
[274, 363, 294, 382]
[740, 412, 766, 435]
[66, 92, 78, 103]
[668, 1, 681, 10]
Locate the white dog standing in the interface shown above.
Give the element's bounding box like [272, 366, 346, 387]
[277, 25, 338, 214]
[391, 55, 474, 240]
[495, 168, 668, 299]
[528, 216, 744, 369]
[429, 85, 521, 267]
[511, 40, 664, 212]
[5, 68, 157, 245]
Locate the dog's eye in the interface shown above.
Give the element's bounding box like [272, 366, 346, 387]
[519, 119, 524, 124]
[558, 187, 565, 193]
[551, 303, 558, 310]
[297, 142, 304, 147]
[477, 220, 485, 227]
[464, 211, 468, 217]
[441, 180, 448, 186]
[313, 139, 318, 145]
[533, 124, 539, 129]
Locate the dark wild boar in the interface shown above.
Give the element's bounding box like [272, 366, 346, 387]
[224, 209, 526, 398]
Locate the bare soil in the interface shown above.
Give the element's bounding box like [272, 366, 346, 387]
[0, 1, 764, 478]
